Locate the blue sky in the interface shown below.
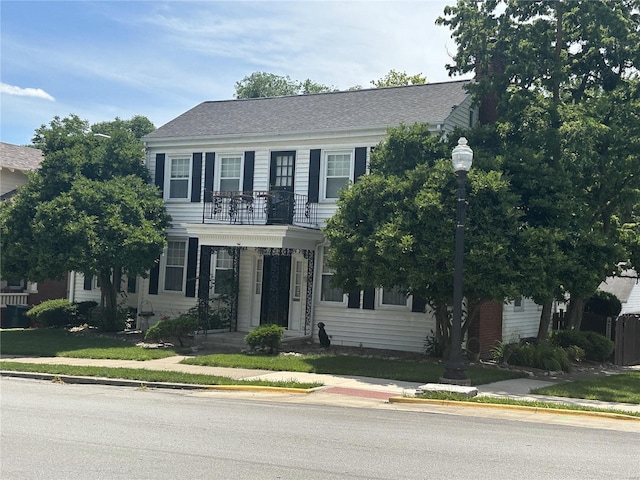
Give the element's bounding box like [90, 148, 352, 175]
[1, 1, 469, 146]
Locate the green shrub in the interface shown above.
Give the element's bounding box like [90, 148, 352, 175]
[26, 299, 77, 328]
[583, 331, 614, 362]
[75, 301, 98, 324]
[564, 345, 586, 362]
[145, 315, 198, 347]
[91, 307, 128, 333]
[550, 330, 613, 362]
[424, 330, 444, 358]
[499, 341, 571, 372]
[244, 324, 284, 354]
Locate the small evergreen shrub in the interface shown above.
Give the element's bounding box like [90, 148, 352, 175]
[493, 340, 571, 372]
[550, 330, 613, 362]
[92, 307, 128, 333]
[244, 324, 284, 354]
[424, 330, 444, 358]
[26, 299, 77, 328]
[75, 301, 98, 324]
[583, 331, 614, 362]
[145, 315, 198, 347]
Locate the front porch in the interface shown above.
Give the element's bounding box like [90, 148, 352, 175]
[0, 292, 29, 308]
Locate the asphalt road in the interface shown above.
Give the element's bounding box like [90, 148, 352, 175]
[1, 377, 639, 480]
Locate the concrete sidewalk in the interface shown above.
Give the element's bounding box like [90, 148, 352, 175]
[2, 355, 639, 417]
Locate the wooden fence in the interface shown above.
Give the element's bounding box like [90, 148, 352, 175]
[614, 314, 640, 366]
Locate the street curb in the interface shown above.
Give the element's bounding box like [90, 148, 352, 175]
[0, 371, 313, 394]
[388, 396, 640, 421]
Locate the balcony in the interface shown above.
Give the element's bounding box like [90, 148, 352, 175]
[203, 190, 318, 226]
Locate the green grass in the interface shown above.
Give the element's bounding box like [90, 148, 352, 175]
[0, 328, 177, 360]
[0, 361, 320, 389]
[181, 353, 526, 385]
[415, 391, 640, 418]
[531, 372, 640, 404]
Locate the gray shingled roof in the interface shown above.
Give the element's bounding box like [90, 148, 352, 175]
[0, 142, 44, 171]
[599, 270, 638, 304]
[145, 80, 471, 140]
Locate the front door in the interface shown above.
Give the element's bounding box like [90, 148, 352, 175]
[260, 255, 291, 327]
[268, 151, 295, 224]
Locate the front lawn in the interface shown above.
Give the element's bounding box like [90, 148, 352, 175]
[532, 372, 640, 404]
[0, 361, 320, 389]
[0, 328, 176, 360]
[181, 353, 526, 386]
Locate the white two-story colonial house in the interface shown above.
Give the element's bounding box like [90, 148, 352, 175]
[72, 80, 541, 353]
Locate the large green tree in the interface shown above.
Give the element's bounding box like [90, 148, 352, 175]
[370, 70, 427, 87]
[439, 0, 640, 336]
[324, 124, 521, 352]
[234, 72, 338, 98]
[0, 115, 171, 329]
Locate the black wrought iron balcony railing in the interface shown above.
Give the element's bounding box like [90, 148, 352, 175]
[203, 190, 318, 226]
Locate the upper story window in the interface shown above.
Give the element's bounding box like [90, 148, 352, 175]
[324, 151, 352, 199]
[168, 157, 191, 199]
[219, 156, 242, 192]
[164, 241, 186, 292]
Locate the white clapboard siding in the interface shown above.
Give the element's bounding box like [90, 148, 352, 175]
[314, 304, 436, 353]
[622, 283, 640, 315]
[502, 298, 541, 342]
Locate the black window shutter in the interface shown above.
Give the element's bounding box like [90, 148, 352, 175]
[354, 147, 367, 182]
[243, 151, 255, 192]
[308, 149, 321, 202]
[411, 296, 427, 313]
[148, 259, 160, 295]
[362, 287, 375, 310]
[185, 238, 198, 297]
[83, 275, 93, 290]
[204, 153, 215, 199]
[191, 153, 203, 202]
[347, 290, 360, 309]
[198, 246, 212, 299]
[155, 154, 165, 192]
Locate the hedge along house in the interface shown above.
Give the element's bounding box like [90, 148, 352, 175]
[72, 80, 500, 351]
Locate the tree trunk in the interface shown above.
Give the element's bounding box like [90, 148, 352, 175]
[566, 297, 586, 331]
[537, 301, 553, 342]
[434, 303, 451, 360]
[99, 270, 118, 329]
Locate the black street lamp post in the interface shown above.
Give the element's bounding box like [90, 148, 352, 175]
[441, 137, 473, 385]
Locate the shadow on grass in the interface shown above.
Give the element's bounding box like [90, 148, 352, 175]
[0, 328, 176, 360]
[183, 353, 526, 385]
[532, 372, 640, 404]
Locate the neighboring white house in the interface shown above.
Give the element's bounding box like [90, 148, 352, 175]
[598, 270, 640, 316]
[70, 81, 540, 353]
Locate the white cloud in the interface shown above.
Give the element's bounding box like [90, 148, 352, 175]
[0, 83, 55, 101]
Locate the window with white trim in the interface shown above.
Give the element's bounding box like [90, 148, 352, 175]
[380, 286, 409, 307]
[320, 247, 344, 302]
[214, 250, 234, 295]
[164, 241, 186, 291]
[323, 151, 352, 199]
[168, 157, 191, 199]
[219, 156, 242, 192]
